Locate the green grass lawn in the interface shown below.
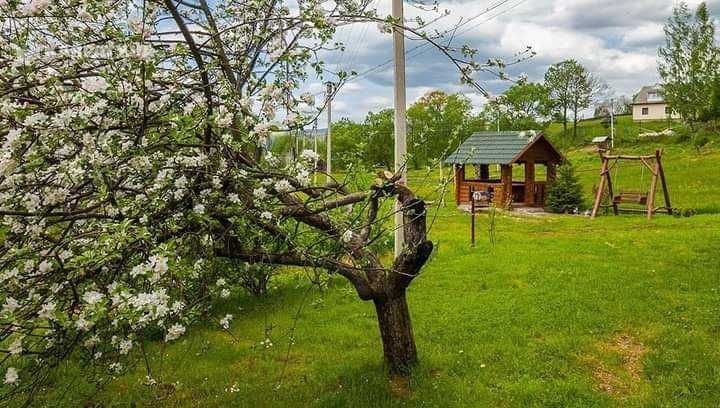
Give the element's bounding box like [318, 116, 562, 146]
[19, 144, 720, 407]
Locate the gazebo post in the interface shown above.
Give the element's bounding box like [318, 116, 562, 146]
[454, 164, 465, 206]
[500, 164, 513, 207]
[547, 162, 556, 182]
[524, 160, 535, 206]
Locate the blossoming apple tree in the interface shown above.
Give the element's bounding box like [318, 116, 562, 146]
[0, 0, 517, 399]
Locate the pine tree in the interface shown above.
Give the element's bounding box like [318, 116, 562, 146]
[546, 163, 584, 213]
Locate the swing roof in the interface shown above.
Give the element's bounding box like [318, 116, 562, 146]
[444, 131, 563, 165]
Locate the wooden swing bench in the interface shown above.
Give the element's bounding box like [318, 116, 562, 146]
[614, 191, 648, 205]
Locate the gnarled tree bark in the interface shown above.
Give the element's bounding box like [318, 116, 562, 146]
[369, 190, 432, 375]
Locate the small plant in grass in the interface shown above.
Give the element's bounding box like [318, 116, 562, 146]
[488, 205, 498, 246]
[234, 262, 275, 297]
[545, 162, 584, 213]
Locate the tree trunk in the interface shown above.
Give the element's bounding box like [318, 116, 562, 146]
[573, 108, 578, 140]
[373, 291, 417, 375]
[562, 106, 568, 137]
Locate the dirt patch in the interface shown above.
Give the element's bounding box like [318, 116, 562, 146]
[589, 333, 647, 398]
[389, 375, 414, 399]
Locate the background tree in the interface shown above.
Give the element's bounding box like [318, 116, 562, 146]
[495, 81, 551, 130]
[545, 60, 606, 140]
[544, 60, 576, 137]
[364, 109, 395, 169]
[328, 118, 368, 170]
[659, 1, 720, 128]
[594, 96, 632, 118]
[407, 91, 475, 169]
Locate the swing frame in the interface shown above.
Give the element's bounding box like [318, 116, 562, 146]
[591, 149, 673, 220]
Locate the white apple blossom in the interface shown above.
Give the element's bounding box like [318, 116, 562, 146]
[38, 302, 56, 320]
[83, 290, 104, 305]
[274, 179, 293, 193]
[133, 44, 155, 61]
[8, 337, 22, 356]
[75, 314, 93, 331]
[2, 297, 20, 314]
[82, 77, 109, 93]
[38, 260, 53, 273]
[300, 149, 319, 161]
[165, 323, 186, 342]
[118, 339, 133, 355]
[24, 0, 49, 15]
[219, 314, 233, 329]
[4, 367, 18, 384]
[253, 187, 268, 200]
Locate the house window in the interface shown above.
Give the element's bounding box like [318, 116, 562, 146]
[642, 107, 649, 115]
[665, 106, 671, 115]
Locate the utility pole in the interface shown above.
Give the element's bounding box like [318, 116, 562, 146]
[610, 98, 615, 149]
[325, 82, 333, 177]
[313, 119, 318, 184]
[392, 0, 407, 257]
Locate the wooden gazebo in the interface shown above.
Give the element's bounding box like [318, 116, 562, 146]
[444, 131, 563, 207]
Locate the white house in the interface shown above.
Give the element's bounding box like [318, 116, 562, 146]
[632, 85, 679, 122]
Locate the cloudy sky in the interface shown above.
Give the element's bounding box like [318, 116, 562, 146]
[304, 0, 719, 122]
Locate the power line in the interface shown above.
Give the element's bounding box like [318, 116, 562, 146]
[305, 0, 529, 102]
[347, 0, 520, 84]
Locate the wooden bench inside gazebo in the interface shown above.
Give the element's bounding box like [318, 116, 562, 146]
[444, 131, 564, 208]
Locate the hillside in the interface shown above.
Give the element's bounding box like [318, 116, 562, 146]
[543, 115, 682, 147]
[19, 142, 720, 407]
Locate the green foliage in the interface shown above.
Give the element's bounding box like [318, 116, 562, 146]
[330, 118, 367, 170]
[481, 82, 551, 131]
[364, 109, 394, 169]
[701, 75, 720, 121]
[659, 1, 720, 127]
[269, 132, 294, 157]
[407, 91, 480, 169]
[544, 60, 606, 139]
[319, 91, 484, 171]
[545, 162, 584, 213]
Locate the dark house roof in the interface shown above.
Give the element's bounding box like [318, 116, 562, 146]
[633, 85, 666, 105]
[444, 131, 562, 165]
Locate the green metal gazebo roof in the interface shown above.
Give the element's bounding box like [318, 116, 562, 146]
[444, 131, 542, 165]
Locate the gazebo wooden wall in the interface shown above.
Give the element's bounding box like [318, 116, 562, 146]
[453, 164, 513, 207]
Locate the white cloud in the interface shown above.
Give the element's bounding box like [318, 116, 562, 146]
[622, 23, 665, 47]
[306, 0, 718, 122]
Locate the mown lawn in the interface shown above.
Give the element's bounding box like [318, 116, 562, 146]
[20, 144, 720, 407]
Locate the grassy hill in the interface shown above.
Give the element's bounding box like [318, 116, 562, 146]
[13, 143, 720, 407]
[543, 115, 681, 148]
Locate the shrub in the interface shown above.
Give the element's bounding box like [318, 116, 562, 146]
[546, 162, 584, 213]
[237, 263, 275, 296]
[218, 259, 275, 297]
[674, 207, 697, 218]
